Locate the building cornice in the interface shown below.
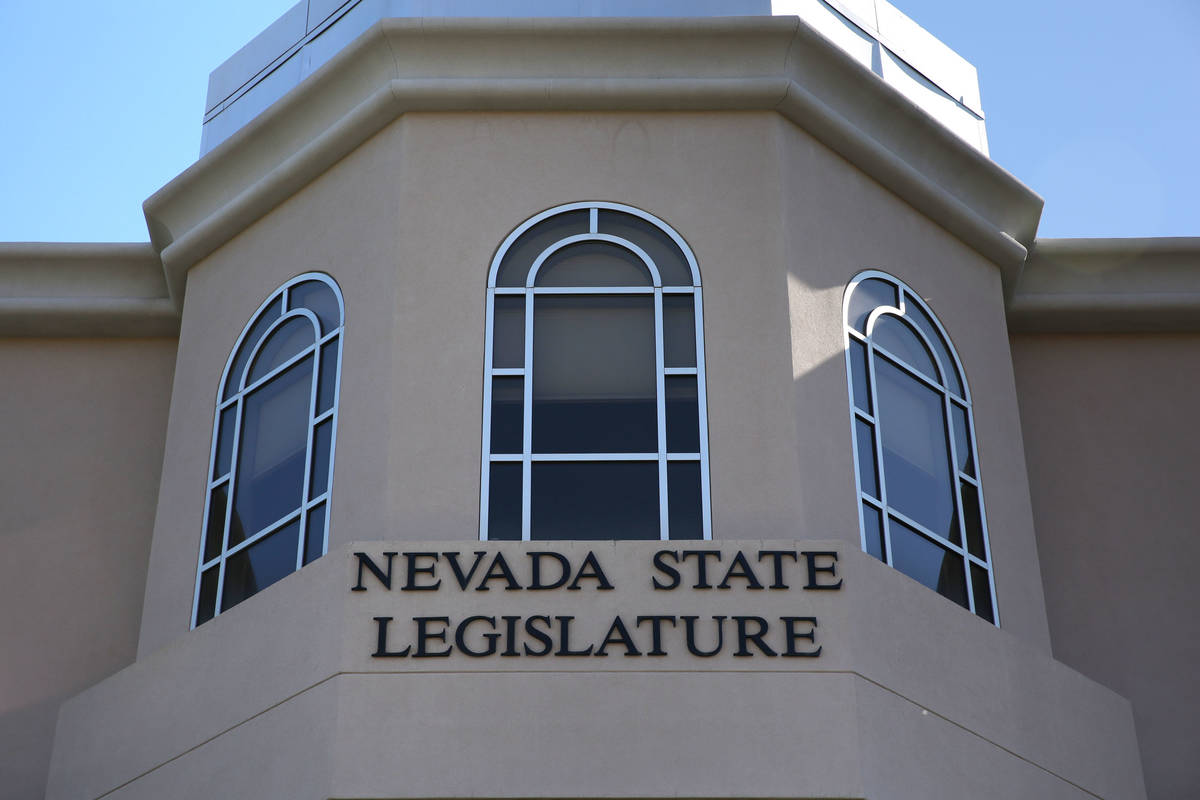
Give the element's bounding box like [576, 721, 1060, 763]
[142, 16, 1043, 311]
[1007, 238, 1200, 332]
[0, 243, 178, 337]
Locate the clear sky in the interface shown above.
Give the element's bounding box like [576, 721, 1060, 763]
[0, 0, 1196, 242]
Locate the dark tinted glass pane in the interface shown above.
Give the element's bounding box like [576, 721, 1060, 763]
[196, 567, 219, 625]
[876, 360, 955, 540]
[905, 297, 963, 396]
[309, 419, 332, 501]
[496, 211, 589, 287]
[890, 519, 968, 609]
[213, 405, 237, 479]
[534, 241, 652, 287]
[847, 277, 897, 334]
[666, 376, 700, 453]
[247, 316, 316, 385]
[855, 417, 879, 498]
[533, 295, 656, 453]
[862, 502, 885, 560]
[951, 402, 973, 477]
[487, 463, 522, 541]
[961, 480, 986, 558]
[597, 210, 693, 287]
[492, 295, 525, 368]
[316, 339, 339, 415]
[304, 503, 326, 566]
[663, 294, 697, 368]
[667, 461, 703, 540]
[873, 316, 938, 382]
[225, 296, 282, 399]
[288, 279, 341, 335]
[490, 377, 523, 454]
[221, 520, 301, 612]
[971, 563, 995, 623]
[848, 338, 871, 413]
[531, 462, 659, 540]
[204, 483, 230, 562]
[232, 356, 312, 538]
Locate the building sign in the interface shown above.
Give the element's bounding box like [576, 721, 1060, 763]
[350, 543, 842, 660]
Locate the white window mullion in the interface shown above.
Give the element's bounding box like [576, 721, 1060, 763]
[693, 286, 712, 541]
[521, 288, 535, 542]
[655, 287, 669, 540]
[479, 288, 496, 540]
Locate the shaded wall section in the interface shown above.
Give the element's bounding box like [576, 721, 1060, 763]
[1011, 332, 1200, 800]
[0, 339, 176, 800]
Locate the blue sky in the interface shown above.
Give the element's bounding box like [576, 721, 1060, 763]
[0, 0, 1196, 242]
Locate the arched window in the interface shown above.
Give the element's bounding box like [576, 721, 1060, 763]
[481, 202, 710, 541]
[192, 273, 344, 627]
[843, 271, 997, 624]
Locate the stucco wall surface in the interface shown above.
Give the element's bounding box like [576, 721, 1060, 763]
[0, 338, 176, 800]
[48, 541, 1144, 800]
[1011, 332, 1200, 800]
[137, 110, 1050, 660]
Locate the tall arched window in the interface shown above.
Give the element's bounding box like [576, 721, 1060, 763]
[481, 202, 710, 541]
[192, 273, 344, 627]
[843, 271, 997, 624]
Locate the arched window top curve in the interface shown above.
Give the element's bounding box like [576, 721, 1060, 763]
[489, 202, 701, 289]
[843, 270, 996, 625]
[221, 274, 344, 402]
[846, 272, 966, 400]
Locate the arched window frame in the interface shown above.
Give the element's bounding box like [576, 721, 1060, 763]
[191, 272, 345, 628]
[843, 270, 998, 624]
[480, 201, 711, 541]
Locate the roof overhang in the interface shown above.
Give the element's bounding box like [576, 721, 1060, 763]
[1008, 238, 1200, 333]
[142, 16, 1044, 312]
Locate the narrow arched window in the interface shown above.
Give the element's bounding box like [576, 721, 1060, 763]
[192, 273, 344, 627]
[481, 202, 710, 541]
[843, 271, 997, 624]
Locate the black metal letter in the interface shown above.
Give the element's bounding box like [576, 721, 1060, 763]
[455, 615, 500, 657]
[781, 616, 822, 657]
[802, 551, 843, 590]
[444, 551, 488, 590]
[402, 552, 441, 591]
[567, 552, 615, 591]
[595, 616, 642, 657]
[352, 551, 397, 591]
[529, 551, 571, 590]
[716, 551, 765, 590]
[412, 616, 453, 657]
[371, 616, 411, 657]
[651, 550, 681, 590]
[757, 550, 799, 589]
[733, 616, 777, 657]
[680, 550, 723, 589]
[681, 615, 725, 657]
[636, 615, 678, 656]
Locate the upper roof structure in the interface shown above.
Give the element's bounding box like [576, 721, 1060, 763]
[202, 0, 989, 155]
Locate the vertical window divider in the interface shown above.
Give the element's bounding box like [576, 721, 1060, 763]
[694, 286, 713, 541]
[521, 287, 534, 541]
[297, 336, 320, 572]
[654, 285, 669, 540]
[479, 287, 496, 541]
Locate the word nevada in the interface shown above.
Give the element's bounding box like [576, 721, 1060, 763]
[351, 547, 842, 660]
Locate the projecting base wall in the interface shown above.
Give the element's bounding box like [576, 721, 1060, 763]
[47, 541, 1145, 800]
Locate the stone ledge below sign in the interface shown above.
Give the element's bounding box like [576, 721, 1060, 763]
[46, 540, 1144, 800]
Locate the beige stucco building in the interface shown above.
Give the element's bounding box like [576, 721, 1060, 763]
[2, 3, 1197, 799]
